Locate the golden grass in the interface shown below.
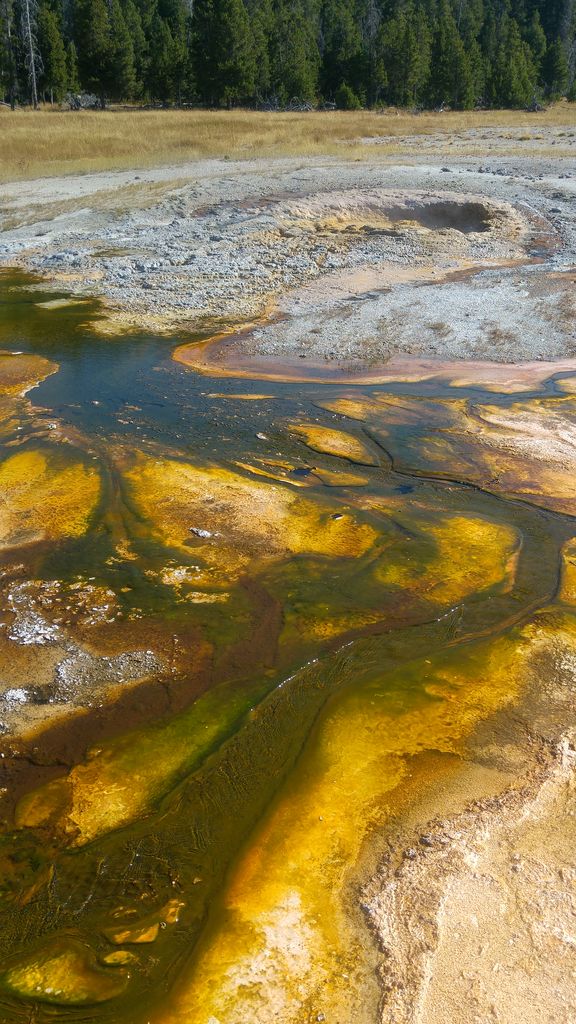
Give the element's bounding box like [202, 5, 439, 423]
[1, 104, 575, 182]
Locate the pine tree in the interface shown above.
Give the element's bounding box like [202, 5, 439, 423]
[536, 0, 568, 39]
[543, 36, 569, 97]
[133, 0, 156, 41]
[488, 16, 537, 107]
[72, 0, 113, 103]
[65, 37, 79, 90]
[335, 79, 361, 105]
[250, 0, 273, 101]
[429, 0, 474, 108]
[457, 0, 486, 101]
[358, 0, 384, 104]
[457, 0, 485, 40]
[155, 0, 189, 102]
[378, 3, 430, 107]
[123, 0, 148, 97]
[168, 0, 189, 103]
[269, 0, 319, 103]
[526, 9, 547, 68]
[38, 2, 67, 100]
[465, 33, 485, 102]
[319, 0, 363, 102]
[0, 0, 18, 107]
[194, 0, 255, 106]
[148, 11, 173, 99]
[107, 0, 136, 99]
[72, 0, 135, 103]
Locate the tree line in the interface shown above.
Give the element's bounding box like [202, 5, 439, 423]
[1, 0, 575, 111]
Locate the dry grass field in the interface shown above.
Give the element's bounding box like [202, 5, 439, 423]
[1, 103, 576, 181]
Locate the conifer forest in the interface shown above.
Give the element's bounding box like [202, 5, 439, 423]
[0, 0, 575, 111]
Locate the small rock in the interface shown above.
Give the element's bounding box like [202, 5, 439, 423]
[3, 688, 29, 704]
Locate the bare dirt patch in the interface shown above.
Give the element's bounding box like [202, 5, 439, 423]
[365, 631, 576, 1024]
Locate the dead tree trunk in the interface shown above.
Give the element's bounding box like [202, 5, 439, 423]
[20, 0, 41, 109]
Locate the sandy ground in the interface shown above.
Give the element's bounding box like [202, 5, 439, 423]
[364, 630, 576, 1024]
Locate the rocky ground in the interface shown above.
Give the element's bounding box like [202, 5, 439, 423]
[1, 127, 575, 368]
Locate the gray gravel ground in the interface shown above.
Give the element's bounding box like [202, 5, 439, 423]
[1, 140, 575, 361]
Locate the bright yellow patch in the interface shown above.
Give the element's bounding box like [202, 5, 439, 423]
[123, 454, 377, 582]
[101, 951, 137, 966]
[103, 900, 183, 946]
[312, 467, 370, 486]
[104, 923, 160, 945]
[234, 461, 369, 488]
[2, 941, 128, 1005]
[316, 394, 465, 430]
[290, 423, 378, 465]
[314, 397, 382, 422]
[0, 449, 100, 548]
[233, 461, 312, 487]
[374, 514, 519, 605]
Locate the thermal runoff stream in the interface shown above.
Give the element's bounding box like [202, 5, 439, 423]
[1, 268, 576, 1023]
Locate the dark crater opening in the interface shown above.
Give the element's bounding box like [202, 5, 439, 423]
[386, 200, 493, 233]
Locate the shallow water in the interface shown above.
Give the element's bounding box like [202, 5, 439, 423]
[0, 268, 573, 1023]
